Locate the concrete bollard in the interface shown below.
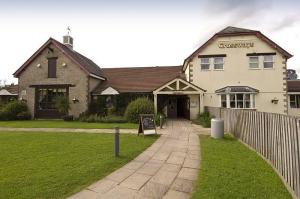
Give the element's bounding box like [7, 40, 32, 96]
[211, 118, 224, 139]
[114, 127, 119, 157]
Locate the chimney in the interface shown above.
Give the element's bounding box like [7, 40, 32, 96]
[63, 26, 73, 49]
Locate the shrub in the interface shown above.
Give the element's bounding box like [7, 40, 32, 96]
[0, 101, 31, 120]
[195, 111, 213, 128]
[100, 115, 127, 123]
[55, 96, 70, 115]
[155, 113, 165, 127]
[124, 97, 154, 123]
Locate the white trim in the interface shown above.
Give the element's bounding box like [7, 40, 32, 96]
[153, 78, 204, 95]
[89, 74, 106, 80]
[100, 87, 119, 95]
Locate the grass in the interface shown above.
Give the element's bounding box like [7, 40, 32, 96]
[192, 134, 292, 199]
[0, 120, 138, 129]
[0, 132, 158, 199]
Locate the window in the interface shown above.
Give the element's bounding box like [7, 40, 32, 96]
[214, 57, 224, 70]
[290, 95, 300, 108]
[48, 57, 57, 78]
[221, 95, 226, 108]
[200, 58, 210, 70]
[263, 55, 274, 69]
[227, 94, 252, 109]
[249, 56, 259, 69]
[37, 87, 67, 110]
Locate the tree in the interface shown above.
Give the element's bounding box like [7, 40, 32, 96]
[287, 69, 298, 80]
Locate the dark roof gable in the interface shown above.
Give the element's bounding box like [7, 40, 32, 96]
[217, 26, 257, 35]
[13, 38, 105, 79]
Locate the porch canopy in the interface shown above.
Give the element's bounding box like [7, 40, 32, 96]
[153, 78, 206, 114]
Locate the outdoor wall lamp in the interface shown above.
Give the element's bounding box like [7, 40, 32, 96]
[36, 63, 41, 68]
[271, 98, 279, 104]
[72, 97, 79, 103]
[62, 62, 67, 67]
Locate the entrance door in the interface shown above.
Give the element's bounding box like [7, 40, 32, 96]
[167, 98, 177, 118]
[177, 96, 190, 119]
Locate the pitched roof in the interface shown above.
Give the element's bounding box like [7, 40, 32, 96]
[215, 86, 259, 93]
[287, 80, 300, 92]
[183, 26, 293, 71]
[2, 84, 18, 95]
[92, 66, 183, 94]
[13, 38, 105, 79]
[217, 26, 257, 35]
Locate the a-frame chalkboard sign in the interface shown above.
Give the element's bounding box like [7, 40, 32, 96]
[138, 114, 157, 135]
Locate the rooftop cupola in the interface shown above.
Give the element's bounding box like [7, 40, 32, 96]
[63, 26, 73, 49]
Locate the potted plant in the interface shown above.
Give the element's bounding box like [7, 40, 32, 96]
[55, 96, 73, 121]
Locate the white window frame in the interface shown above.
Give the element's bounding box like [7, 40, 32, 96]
[221, 94, 226, 108]
[222, 93, 254, 109]
[290, 95, 300, 108]
[263, 55, 274, 69]
[249, 56, 259, 69]
[200, 58, 210, 70]
[213, 57, 224, 70]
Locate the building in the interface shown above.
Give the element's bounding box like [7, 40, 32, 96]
[287, 80, 300, 117]
[183, 26, 292, 115]
[13, 26, 293, 119]
[0, 84, 18, 103]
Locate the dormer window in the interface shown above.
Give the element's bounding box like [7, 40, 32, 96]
[48, 57, 57, 78]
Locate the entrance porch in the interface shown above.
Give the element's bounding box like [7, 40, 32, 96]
[153, 78, 206, 120]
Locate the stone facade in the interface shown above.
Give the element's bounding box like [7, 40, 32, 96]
[18, 44, 98, 118]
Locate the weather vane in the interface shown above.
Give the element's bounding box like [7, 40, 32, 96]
[67, 26, 71, 35]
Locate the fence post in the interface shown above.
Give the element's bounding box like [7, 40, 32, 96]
[114, 127, 119, 157]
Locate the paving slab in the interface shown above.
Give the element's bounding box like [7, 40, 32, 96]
[163, 190, 190, 199]
[171, 178, 195, 193]
[87, 179, 117, 194]
[120, 173, 152, 190]
[69, 119, 203, 199]
[178, 168, 198, 181]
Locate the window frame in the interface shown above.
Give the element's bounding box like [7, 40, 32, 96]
[48, 57, 57, 78]
[200, 58, 210, 70]
[222, 93, 254, 109]
[213, 57, 224, 70]
[249, 56, 259, 69]
[290, 95, 300, 108]
[263, 55, 274, 69]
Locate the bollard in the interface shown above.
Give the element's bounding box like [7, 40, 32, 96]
[160, 115, 163, 129]
[114, 127, 119, 157]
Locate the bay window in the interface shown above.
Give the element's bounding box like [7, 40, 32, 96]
[221, 93, 253, 109]
[221, 95, 226, 108]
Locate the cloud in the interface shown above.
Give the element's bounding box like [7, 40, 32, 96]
[270, 15, 300, 31]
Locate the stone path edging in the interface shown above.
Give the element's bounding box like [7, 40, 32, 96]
[68, 119, 201, 199]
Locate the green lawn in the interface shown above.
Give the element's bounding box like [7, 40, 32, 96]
[0, 120, 138, 129]
[193, 135, 292, 199]
[0, 132, 158, 199]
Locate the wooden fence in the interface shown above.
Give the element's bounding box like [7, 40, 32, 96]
[205, 107, 300, 199]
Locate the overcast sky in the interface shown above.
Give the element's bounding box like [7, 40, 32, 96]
[0, 0, 299, 84]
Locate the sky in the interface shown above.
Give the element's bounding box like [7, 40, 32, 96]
[0, 0, 300, 84]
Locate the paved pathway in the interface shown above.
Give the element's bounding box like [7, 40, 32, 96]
[68, 119, 201, 199]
